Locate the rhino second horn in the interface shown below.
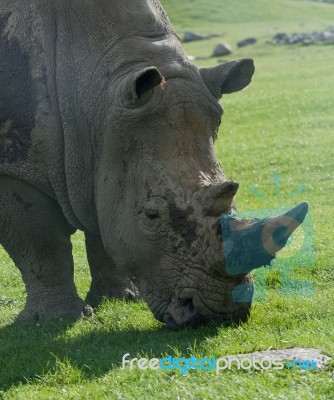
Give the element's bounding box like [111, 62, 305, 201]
[197, 181, 239, 216]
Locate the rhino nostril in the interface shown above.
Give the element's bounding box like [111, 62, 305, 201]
[217, 223, 222, 236]
[215, 221, 222, 240]
[166, 315, 181, 331]
[165, 299, 205, 330]
[180, 298, 196, 321]
[182, 299, 206, 327]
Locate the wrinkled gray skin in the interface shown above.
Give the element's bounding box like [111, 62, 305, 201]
[0, 0, 308, 329]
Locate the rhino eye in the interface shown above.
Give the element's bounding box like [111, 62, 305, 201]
[141, 198, 167, 227]
[145, 210, 160, 220]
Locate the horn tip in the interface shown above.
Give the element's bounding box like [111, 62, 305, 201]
[286, 201, 309, 224]
[295, 201, 309, 214]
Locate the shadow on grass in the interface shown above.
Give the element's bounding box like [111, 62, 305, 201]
[0, 312, 228, 391]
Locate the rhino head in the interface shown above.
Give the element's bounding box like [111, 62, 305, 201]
[95, 55, 308, 330]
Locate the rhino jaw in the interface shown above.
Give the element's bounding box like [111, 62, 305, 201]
[220, 202, 309, 275]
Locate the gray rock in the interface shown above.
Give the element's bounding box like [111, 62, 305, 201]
[183, 32, 223, 42]
[183, 31, 205, 42]
[207, 33, 223, 39]
[313, 30, 326, 41]
[230, 348, 332, 370]
[270, 29, 334, 46]
[212, 42, 232, 57]
[237, 37, 257, 47]
[288, 33, 302, 44]
[323, 31, 334, 42]
[273, 32, 290, 44]
[302, 38, 315, 45]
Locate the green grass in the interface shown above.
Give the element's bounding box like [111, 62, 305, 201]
[1, 0, 334, 398]
[164, 0, 334, 43]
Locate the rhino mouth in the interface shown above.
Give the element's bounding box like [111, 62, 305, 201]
[152, 285, 252, 331]
[163, 299, 203, 331]
[162, 299, 236, 331]
[161, 299, 251, 331]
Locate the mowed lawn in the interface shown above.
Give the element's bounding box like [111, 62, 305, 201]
[1, 0, 334, 398]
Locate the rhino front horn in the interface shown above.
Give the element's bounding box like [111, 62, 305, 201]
[261, 202, 309, 256]
[221, 202, 309, 275]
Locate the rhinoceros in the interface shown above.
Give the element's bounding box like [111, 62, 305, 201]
[0, 0, 308, 329]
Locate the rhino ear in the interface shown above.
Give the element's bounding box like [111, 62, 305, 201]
[132, 67, 164, 103]
[200, 59, 255, 99]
